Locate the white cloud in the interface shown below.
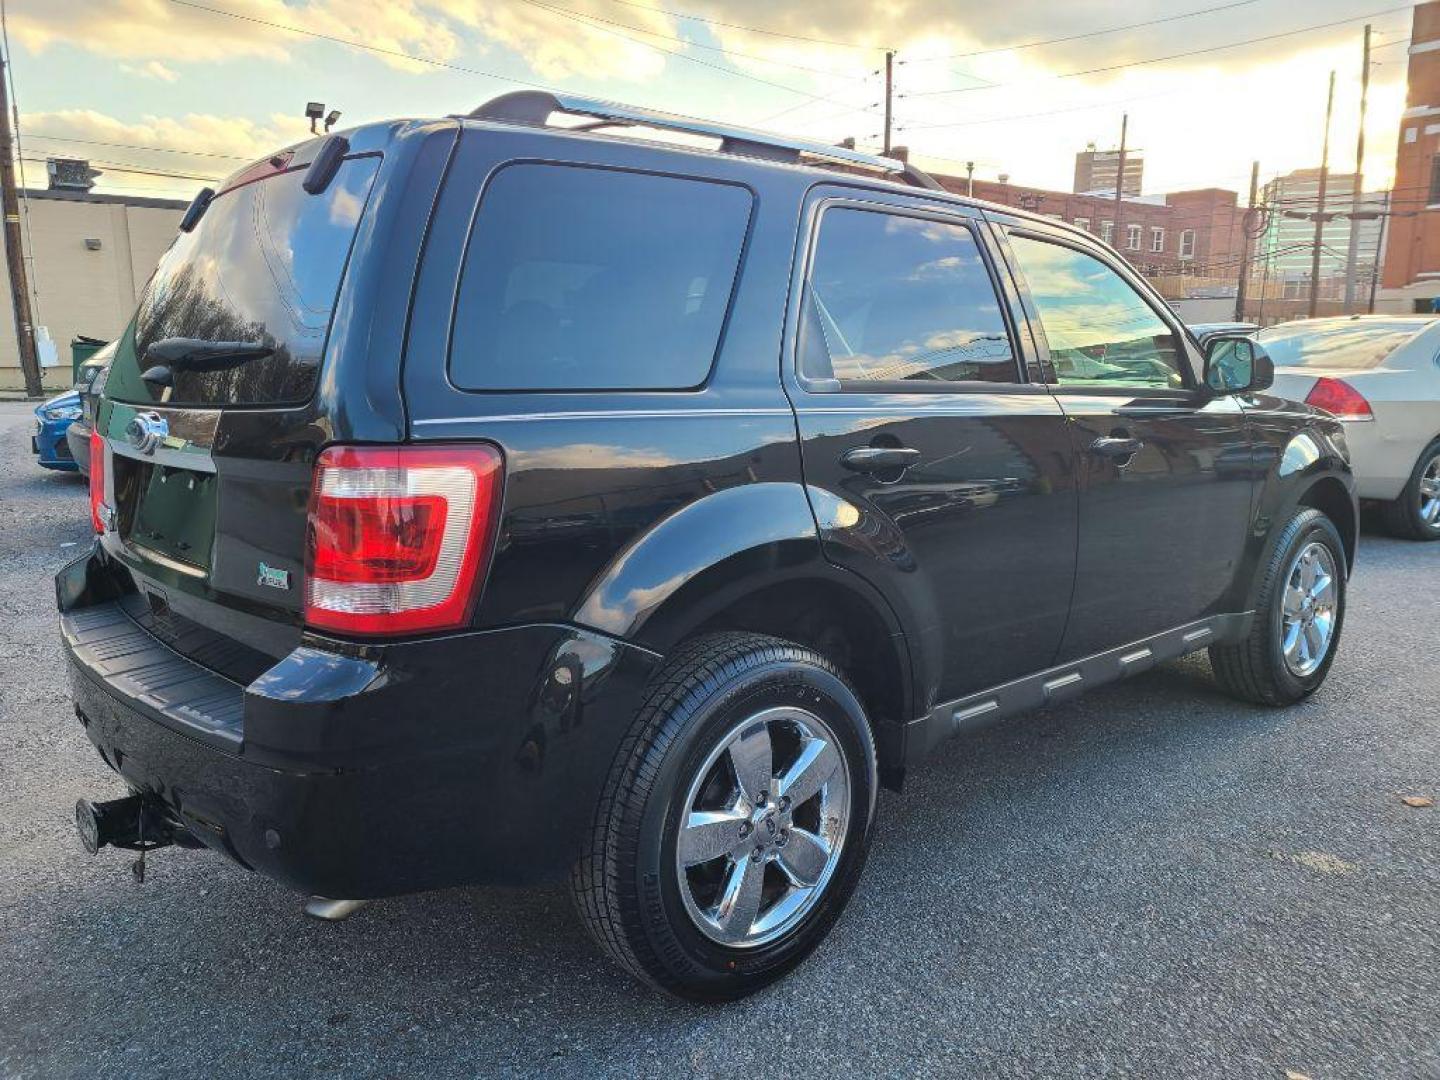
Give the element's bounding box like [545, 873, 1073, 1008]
[121, 60, 180, 82]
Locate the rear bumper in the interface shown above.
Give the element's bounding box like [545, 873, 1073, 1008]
[58, 545, 660, 898]
[33, 416, 79, 471]
[1342, 420, 1427, 502]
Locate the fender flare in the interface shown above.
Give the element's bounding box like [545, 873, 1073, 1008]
[570, 481, 915, 715]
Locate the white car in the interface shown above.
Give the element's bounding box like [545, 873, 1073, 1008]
[1262, 316, 1440, 540]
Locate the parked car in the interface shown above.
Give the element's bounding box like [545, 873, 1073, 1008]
[1262, 316, 1440, 540]
[65, 340, 116, 477]
[31, 389, 82, 471]
[60, 92, 1357, 1002]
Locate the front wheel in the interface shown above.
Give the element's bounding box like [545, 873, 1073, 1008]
[1210, 507, 1347, 706]
[571, 632, 877, 1001]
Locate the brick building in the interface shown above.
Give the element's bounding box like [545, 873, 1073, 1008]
[1379, 0, 1440, 311]
[929, 173, 1249, 286]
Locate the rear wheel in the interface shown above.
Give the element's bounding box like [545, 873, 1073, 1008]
[1381, 439, 1440, 541]
[571, 632, 877, 1001]
[1210, 507, 1347, 706]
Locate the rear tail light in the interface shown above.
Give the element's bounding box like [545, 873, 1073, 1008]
[304, 444, 503, 637]
[1305, 377, 1373, 420]
[89, 433, 106, 533]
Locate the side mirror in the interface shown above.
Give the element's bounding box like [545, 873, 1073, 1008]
[1204, 335, 1273, 394]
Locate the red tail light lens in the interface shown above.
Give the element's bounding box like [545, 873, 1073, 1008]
[1305, 376, 1373, 420]
[304, 444, 503, 637]
[89, 433, 106, 533]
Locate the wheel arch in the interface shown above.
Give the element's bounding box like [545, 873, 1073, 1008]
[570, 482, 916, 786]
[1297, 474, 1358, 574]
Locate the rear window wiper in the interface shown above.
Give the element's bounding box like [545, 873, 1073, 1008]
[141, 337, 274, 385]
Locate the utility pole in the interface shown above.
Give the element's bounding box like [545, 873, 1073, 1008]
[1344, 25, 1372, 313]
[1113, 113, 1128, 255]
[882, 50, 894, 155]
[1368, 190, 1390, 314]
[1235, 160, 1260, 322]
[1309, 70, 1335, 319]
[0, 50, 39, 397]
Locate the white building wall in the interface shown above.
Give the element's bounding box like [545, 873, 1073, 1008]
[0, 190, 185, 392]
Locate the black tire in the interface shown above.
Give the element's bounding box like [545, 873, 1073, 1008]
[571, 632, 878, 1001]
[1380, 438, 1440, 541]
[1210, 507, 1347, 706]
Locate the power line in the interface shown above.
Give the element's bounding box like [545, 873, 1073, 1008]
[170, 0, 860, 116]
[903, 0, 1263, 64]
[595, 0, 888, 51]
[19, 156, 221, 183]
[27, 132, 252, 160]
[905, 5, 1412, 99]
[167, 0, 571, 95]
[514, 0, 873, 106]
[515, 0, 870, 79]
[900, 84, 1194, 132]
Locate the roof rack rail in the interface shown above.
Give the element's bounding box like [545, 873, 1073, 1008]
[468, 91, 946, 192]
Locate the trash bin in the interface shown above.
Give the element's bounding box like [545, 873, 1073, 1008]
[70, 335, 107, 383]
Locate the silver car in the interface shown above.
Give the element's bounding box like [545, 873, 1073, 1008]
[1263, 316, 1440, 540]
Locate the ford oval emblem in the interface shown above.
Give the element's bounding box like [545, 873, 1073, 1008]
[125, 411, 168, 455]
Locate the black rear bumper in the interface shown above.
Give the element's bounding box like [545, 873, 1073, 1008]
[58, 546, 660, 898]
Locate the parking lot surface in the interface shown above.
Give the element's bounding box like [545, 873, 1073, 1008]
[0, 400, 1436, 1079]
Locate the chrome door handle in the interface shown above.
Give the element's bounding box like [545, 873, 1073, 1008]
[840, 446, 922, 473]
[1089, 436, 1144, 459]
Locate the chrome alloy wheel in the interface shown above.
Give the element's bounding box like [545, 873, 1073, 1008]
[1280, 541, 1339, 677]
[1419, 453, 1440, 529]
[675, 706, 850, 949]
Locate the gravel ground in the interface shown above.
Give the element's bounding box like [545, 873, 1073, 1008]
[0, 399, 1437, 1080]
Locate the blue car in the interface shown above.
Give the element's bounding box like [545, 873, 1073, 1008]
[31, 389, 83, 471]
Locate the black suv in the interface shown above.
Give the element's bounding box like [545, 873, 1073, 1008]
[60, 92, 1357, 1001]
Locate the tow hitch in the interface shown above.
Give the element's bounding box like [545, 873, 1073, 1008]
[74, 794, 188, 882]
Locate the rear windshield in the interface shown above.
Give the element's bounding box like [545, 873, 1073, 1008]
[106, 156, 380, 407]
[1256, 321, 1425, 372]
[449, 163, 752, 391]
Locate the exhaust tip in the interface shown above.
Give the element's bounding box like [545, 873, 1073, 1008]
[74, 799, 102, 855]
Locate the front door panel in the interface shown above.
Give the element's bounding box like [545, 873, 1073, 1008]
[1054, 393, 1253, 658]
[994, 221, 1257, 661]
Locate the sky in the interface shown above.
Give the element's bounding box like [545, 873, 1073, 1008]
[2, 0, 1418, 203]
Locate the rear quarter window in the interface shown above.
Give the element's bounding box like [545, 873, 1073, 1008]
[449, 164, 753, 392]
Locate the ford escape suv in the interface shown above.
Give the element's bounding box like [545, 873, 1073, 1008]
[59, 91, 1357, 1001]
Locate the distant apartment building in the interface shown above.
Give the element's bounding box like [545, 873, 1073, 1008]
[932, 173, 1247, 282]
[1258, 169, 1385, 301]
[1379, 0, 1440, 311]
[1074, 143, 1144, 197]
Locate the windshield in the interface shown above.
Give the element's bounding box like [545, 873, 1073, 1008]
[106, 155, 380, 407]
[1257, 321, 1427, 372]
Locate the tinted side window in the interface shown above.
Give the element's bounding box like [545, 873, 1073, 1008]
[1008, 234, 1185, 390]
[799, 207, 1017, 386]
[450, 165, 752, 391]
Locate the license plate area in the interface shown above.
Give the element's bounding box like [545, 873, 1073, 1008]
[115, 455, 217, 574]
